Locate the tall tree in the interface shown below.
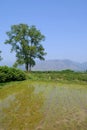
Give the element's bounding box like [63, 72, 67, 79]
[5, 24, 46, 71]
[0, 51, 2, 61]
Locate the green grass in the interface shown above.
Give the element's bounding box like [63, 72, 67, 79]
[0, 80, 87, 130]
[27, 70, 87, 84]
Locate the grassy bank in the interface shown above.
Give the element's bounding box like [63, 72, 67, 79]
[26, 70, 87, 84]
[0, 70, 87, 88]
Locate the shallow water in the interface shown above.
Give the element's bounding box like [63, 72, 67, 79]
[0, 81, 87, 130]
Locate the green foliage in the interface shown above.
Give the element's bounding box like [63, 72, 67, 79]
[5, 24, 46, 71]
[27, 70, 87, 83]
[60, 69, 75, 73]
[0, 66, 26, 82]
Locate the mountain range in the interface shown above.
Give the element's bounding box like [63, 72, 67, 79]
[1, 59, 87, 71]
[32, 59, 87, 71]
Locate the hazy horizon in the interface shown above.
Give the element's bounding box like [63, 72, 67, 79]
[0, 58, 87, 67]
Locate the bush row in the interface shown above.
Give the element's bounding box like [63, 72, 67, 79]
[0, 66, 26, 82]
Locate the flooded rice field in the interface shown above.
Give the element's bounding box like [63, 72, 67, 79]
[0, 81, 87, 130]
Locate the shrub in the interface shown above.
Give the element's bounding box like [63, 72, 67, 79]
[0, 72, 7, 82]
[0, 66, 26, 82]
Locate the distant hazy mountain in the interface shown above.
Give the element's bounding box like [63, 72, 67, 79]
[32, 59, 87, 71]
[1, 59, 87, 71]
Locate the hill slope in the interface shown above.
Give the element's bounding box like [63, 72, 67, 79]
[32, 59, 87, 71]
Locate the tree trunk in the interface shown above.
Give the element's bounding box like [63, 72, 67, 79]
[28, 64, 31, 71]
[25, 63, 28, 71]
[25, 63, 32, 72]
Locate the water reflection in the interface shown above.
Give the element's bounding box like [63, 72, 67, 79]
[0, 85, 45, 130]
[0, 82, 87, 130]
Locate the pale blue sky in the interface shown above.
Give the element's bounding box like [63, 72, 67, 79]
[0, 0, 87, 65]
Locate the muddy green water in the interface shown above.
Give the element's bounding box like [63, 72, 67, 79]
[0, 81, 87, 130]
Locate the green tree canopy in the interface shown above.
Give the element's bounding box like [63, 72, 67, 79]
[5, 24, 47, 71]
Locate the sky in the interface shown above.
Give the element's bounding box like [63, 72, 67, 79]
[0, 0, 87, 66]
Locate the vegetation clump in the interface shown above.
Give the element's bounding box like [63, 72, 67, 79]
[27, 70, 87, 83]
[0, 66, 26, 82]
